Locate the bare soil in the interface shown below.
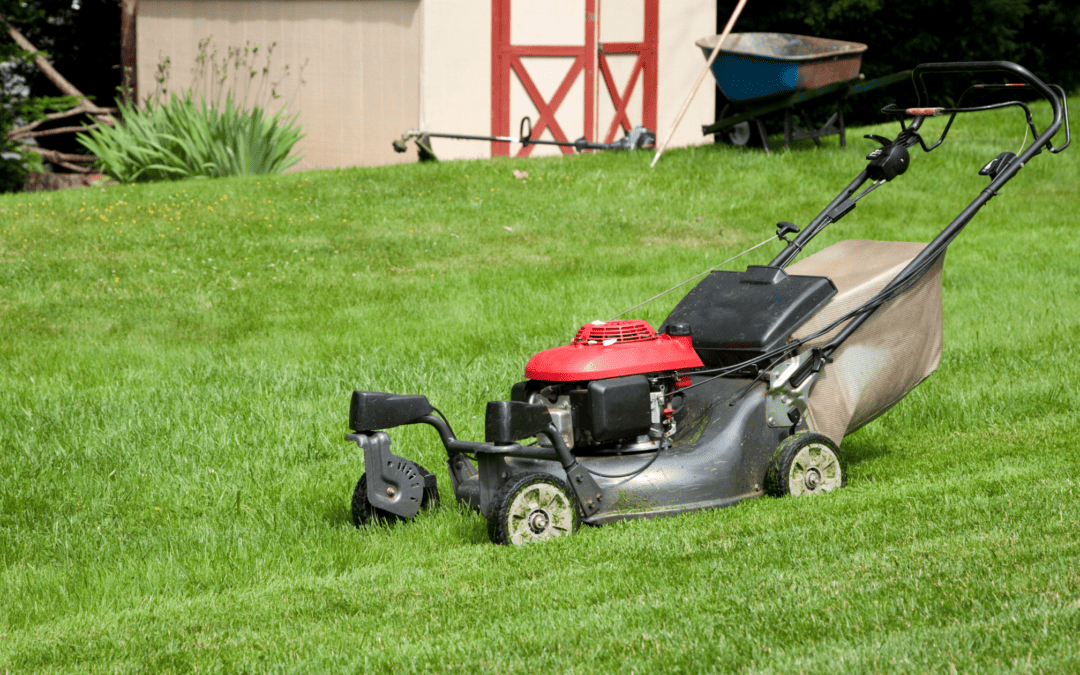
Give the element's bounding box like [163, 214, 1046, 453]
[22, 171, 117, 192]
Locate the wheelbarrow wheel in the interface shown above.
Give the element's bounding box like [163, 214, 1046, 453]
[725, 121, 757, 147]
[489, 473, 580, 545]
[715, 112, 765, 148]
[351, 461, 440, 527]
[764, 433, 846, 497]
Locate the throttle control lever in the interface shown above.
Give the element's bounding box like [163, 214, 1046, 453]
[864, 134, 910, 182]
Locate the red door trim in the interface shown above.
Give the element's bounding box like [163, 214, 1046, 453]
[510, 55, 584, 155]
[491, 0, 657, 157]
[599, 52, 645, 142]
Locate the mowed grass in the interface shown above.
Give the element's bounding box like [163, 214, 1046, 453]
[2, 101, 1078, 673]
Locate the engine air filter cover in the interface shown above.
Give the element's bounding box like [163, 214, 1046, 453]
[525, 320, 704, 381]
[573, 320, 655, 344]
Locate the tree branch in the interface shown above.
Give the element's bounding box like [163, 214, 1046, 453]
[8, 106, 119, 138]
[57, 160, 93, 173]
[58, 160, 94, 173]
[20, 145, 97, 164]
[10, 125, 98, 140]
[3, 19, 115, 118]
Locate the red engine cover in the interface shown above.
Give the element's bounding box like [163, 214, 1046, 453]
[524, 320, 703, 381]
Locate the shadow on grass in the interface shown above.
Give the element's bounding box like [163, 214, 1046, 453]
[322, 493, 494, 545]
[320, 500, 356, 530]
[840, 437, 892, 466]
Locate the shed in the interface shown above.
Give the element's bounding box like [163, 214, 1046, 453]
[137, 0, 715, 170]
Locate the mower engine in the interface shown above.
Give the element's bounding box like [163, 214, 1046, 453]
[514, 320, 703, 453]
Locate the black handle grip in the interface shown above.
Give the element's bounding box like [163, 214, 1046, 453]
[519, 116, 533, 147]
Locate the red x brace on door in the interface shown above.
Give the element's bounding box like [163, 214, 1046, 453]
[491, 0, 658, 157]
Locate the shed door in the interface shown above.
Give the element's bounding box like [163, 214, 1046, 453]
[491, 0, 658, 157]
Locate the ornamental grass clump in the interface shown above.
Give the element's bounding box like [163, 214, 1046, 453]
[77, 92, 304, 183]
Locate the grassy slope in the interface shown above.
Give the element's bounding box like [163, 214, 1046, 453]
[1, 103, 1078, 673]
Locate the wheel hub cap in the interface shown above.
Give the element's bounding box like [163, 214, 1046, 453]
[788, 443, 842, 496]
[506, 482, 575, 544]
[527, 509, 550, 533]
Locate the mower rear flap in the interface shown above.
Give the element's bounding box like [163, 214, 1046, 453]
[661, 265, 836, 365]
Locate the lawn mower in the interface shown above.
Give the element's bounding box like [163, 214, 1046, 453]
[344, 61, 1069, 545]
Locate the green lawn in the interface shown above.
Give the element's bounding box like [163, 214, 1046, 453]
[2, 101, 1078, 673]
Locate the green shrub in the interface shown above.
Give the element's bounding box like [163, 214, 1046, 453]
[76, 92, 304, 183]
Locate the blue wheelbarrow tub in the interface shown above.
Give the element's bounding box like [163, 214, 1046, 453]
[696, 33, 868, 104]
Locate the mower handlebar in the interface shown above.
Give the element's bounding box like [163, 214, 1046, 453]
[909, 61, 1065, 151]
[812, 62, 1069, 358]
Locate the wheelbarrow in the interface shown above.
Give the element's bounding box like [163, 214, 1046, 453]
[695, 32, 905, 151]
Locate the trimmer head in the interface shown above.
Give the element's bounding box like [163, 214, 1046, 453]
[391, 131, 438, 161]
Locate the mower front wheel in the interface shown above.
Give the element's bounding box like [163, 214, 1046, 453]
[765, 433, 846, 497]
[489, 473, 580, 545]
[351, 461, 440, 527]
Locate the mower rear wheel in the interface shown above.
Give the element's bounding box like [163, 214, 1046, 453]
[489, 473, 579, 545]
[765, 433, 846, 497]
[351, 461, 440, 527]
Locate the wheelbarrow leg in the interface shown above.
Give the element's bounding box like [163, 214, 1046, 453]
[838, 104, 846, 148]
[756, 118, 771, 153]
[802, 110, 823, 147]
[784, 106, 847, 148]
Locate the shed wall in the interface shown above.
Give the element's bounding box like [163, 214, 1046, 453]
[138, 0, 422, 171]
[418, 0, 491, 160]
[656, 0, 716, 152]
[138, 0, 714, 169]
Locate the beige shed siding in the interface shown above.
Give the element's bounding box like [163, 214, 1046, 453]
[418, 0, 491, 161]
[137, 0, 422, 171]
[657, 0, 715, 152]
